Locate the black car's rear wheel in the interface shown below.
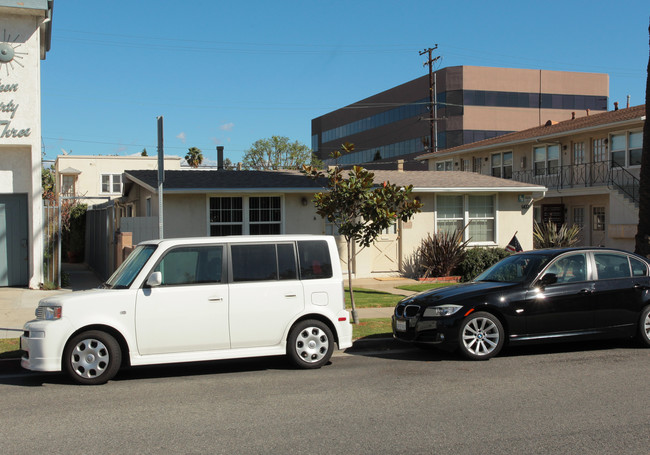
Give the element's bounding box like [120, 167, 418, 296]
[458, 312, 504, 360]
[637, 306, 650, 347]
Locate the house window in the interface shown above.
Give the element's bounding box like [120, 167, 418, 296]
[593, 138, 607, 162]
[461, 158, 471, 172]
[61, 175, 75, 197]
[533, 144, 559, 176]
[101, 174, 122, 194]
[573, 142, 585, 165]
[468, 195, 495, 242]
[436, 194, 495, 243]
[473, 157, 482, 173]
[146, 197, 152, 216]
[593, 206, 605, 231]
[436, 195, 464, 235]
[435, 160, 453, 171]
[209, 196, 282, 236]
[210, 197, 243, 236]
[573, 207, 585, 231]
[611, 131, 642, 167]
[491, 152, 512, 179]
[249, 196, 281, 235]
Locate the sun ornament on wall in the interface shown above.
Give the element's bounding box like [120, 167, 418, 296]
[0, 29, 27, 76]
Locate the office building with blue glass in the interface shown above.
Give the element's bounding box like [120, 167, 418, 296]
[311, 66, 608, 165]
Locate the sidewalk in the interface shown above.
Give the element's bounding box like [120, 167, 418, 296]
[0, 262, 102, 339]
[0, 266, 413, 338]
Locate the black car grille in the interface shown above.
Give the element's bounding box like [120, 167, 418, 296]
[395, 303, 420, 318]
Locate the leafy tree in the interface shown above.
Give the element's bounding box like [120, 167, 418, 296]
[141, 148, 148, 157]
[185, 147, 203, 168]
[42, 164, 55, 201]
[635, 25, 650, 256]
[243, 136, 320, 170]
[303, 143, 422, 323]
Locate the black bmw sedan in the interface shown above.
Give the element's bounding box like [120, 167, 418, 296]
[392, 247, 650, 360]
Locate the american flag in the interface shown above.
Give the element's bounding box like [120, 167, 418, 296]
[506, 234, 523, 252]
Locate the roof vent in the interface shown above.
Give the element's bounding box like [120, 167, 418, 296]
[544, 120, 558, 126]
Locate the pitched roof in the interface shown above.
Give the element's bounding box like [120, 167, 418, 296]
[417, 104, 646, 160]
[124, 168, 545, 194]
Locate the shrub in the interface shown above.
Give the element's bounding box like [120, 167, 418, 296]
[417, 229, 470, 278]
[456, 247, 511, 282]
[533, 221, 581, 249]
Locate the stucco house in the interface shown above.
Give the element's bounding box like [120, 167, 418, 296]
[118, 166, 546, 278]
[0, 1, 52, 287]
[54, 154, 182, 208]
[417, 104, 646, 251]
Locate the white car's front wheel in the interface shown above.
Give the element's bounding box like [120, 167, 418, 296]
[63, 330, 122, 385]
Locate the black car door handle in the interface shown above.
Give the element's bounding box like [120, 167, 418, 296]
[578, 288, 593, 294]
[633, 283, 649, 290]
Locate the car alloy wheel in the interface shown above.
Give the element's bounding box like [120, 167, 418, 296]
[459, 312, 504, 360]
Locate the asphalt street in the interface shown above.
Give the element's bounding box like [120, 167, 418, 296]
[1, 339, 649, 454]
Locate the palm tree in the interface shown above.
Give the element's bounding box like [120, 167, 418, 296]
[185, 147, 203, 168]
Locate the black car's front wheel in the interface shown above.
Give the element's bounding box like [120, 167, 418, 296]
[458, 312, 504, 360]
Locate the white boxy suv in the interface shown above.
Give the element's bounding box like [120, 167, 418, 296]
[21, 235, 352, 385]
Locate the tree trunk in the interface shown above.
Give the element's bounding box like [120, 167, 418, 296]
[346, 239, 358, 324]
[635, 25, 650, 256]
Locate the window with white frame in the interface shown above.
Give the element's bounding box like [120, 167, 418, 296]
[573, 142, 585, 165]
[101, 174, 122, 194]
[209, 197, 243, 236]
[209, 196, 282, 236]
[593, 206, 605, 231]
[611, 131, 642, 167]
[436, 195, 464, 235]
[249, 196, 281, 235]
[593, 138, 607, 162]
[461, 158, 471, 172]
[468, 195, 495, 242]
[491, 152, 512, 179]
[435, 160, 453, 171]
[436, 194, 496, 243]
[533, 144, 559, 176]
[61, 175, 75, 197]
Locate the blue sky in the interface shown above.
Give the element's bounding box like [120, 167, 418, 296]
[41, 1, 648, 165]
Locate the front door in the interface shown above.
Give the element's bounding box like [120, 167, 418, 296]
[524, 253, 595, 335]
[135, 245, 230, 355]
[0, 194, 29, 286]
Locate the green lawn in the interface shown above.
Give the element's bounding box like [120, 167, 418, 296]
[352, 318, 392, 339]
[0, 338, 22, 359]
[396, 282, 456, 293]
[344, 288, 404, 308]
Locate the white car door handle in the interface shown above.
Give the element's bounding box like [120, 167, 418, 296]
[208, 296, 223, 301]
[285, 294, 297, 298]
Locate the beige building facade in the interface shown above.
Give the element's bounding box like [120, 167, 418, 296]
[0, 1, 52, 287]
[419, 105, 645, 251]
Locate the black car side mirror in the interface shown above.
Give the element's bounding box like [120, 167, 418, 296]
[539, 273, 557, 286]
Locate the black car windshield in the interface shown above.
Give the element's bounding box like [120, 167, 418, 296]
[475, 253, 552, 284]
[104, 245, 157, 289]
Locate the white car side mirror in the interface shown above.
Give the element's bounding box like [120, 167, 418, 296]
[147, 271, 162, 287]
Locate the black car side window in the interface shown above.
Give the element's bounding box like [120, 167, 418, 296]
[594, 253, 631, 280]
[630, 257, 648, 277]
[546, 253, 586, 284]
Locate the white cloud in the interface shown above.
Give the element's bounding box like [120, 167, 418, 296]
[219, 122, 234, 131]
[176, 132, 186, 143]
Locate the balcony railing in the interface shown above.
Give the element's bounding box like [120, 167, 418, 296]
[511, 161, 639, 205]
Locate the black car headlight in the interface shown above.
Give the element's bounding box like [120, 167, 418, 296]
[423, 304, 463, 317]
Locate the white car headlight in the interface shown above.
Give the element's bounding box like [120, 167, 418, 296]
[37, 305, 62, 320]
[423, 304, 463, 317]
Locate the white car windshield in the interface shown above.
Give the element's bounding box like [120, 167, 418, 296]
[104, 245, 157, 289]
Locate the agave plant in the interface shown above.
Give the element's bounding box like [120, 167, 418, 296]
[418, 228, 470, 278]
[533, 221, 581, 249]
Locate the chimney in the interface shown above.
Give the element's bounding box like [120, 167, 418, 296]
[614, 102, 619, 111]
[397, 159, 404, 172]
[627, 95, 630, 108]
[571, 112, 576, 120]
[217, 146, 224, 170]
[586, 109, 590, 116]
[237, 162, 242, 171]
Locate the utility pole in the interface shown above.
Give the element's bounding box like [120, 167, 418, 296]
[420, 46, 440, 153]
